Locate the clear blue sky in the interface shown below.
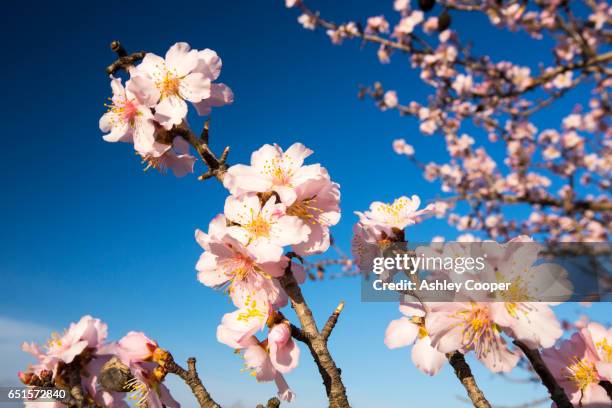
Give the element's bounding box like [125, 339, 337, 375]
[1, 1, 609, 407]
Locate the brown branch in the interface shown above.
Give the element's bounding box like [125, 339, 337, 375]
[256, 397, 281, 408]
[278, 265, 350, 408]
[105, 41, 145, 75]
[321, 301, 345, 340]
[446, 351, 492, 408]
[164, 355, 221, 408]
[172, 122, 229, 181]
[513, 340, 572, 408]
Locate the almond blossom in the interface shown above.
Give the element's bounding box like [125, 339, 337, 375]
[224, 193, 311, 261]
[354, 195, 434, 239]
[21, 315, 108, 372]
[128, 42, 213, 129]
[99, 76, 155, 152]
[217, 309, 299, 402]
[286, 178, 340, 256]
[384, 302, 446, 376]
[425, 301, 520, 373]
[223, 143, 329, 205]
[195, 214, 289, 308]
[542, 328, 611, 407]
[141, 135, 196, 177]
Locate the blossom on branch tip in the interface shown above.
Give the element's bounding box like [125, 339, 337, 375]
[223, 143, 329, 205]
[355, 195, 434, 233]
[128, 42, 221, 129]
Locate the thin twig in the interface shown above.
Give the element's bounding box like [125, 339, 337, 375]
[321, 301, 345, 341]
[164, 356, 221, 408]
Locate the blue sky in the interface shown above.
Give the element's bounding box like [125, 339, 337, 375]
[1, 1, 610, 407]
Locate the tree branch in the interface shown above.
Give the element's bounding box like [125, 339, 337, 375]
[446, 351, 492, 408]
[513, 340, 572, 408]
[321, 301, 345, 341]
[164, 356, 222, 408]
[278, 266, 351, 408]
[256, 397, 281, 408]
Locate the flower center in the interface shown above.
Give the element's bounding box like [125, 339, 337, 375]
[287, 198, 325, 225]
[262, 157, 293, 186]
[157, 70, 181, 98]
[455, 304, 499, 356]
[566, 357, 598, 391]
[245, 215, 271, 239]
[375, 197, 410, 223]
[45, 332, 63, 350]
[105, 97, 140, 128]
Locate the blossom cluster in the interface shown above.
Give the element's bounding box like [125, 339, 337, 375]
[99, 42, 233, 176]
[19, 316, 177, 408]
[352, 195, 611, 407]
[195, 142, 341, 400]
[287, 0, 611, 243]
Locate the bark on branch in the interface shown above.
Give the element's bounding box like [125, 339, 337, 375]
[164, 356, 222, 408]
[513, 340, 572, 408]
[278, 266, 350, 408]
[446, 352, 492, 408]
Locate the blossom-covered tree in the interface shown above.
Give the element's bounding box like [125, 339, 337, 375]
[14, 0, 612, 406]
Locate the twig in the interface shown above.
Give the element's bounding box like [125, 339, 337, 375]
[278, 265, 350, 408]
[105, 41, 145, 75]
[256, 397, 281, 408]
[321, 301, 345, 340]
[513, 340, 572, 408]
[164, 355, 221, 408]
[446, 352, 492, 408]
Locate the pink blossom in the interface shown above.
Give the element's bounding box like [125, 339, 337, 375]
[366, 16, 390, 34]
[298, 13, 316, 30]
[223, 143, 328, 205]
[355, 195, 434, 234]
[243, 343, 296, 402]
[452, 74, 473, 96]
[542, 330, 610, 407]
[129, 362, 180, 408]
[383, 90, 398, 108]
[116, 332, 159, 364]
[394, 11, 424, 36]
[224, 193, 311, 261]
[552, 71, 573, 89]
[141, 136, 196, 177]
[287, 178, 341, 256]
[128, 42, 213, 129]
[384, 303, 446, 376]
[426, 302, 520, 372]
[100, 76, 155, 153]
[393, 138, 415, 156]
[217, 311, 299, 403]
[22, 315, 108, 368]
[581, 322, 612, 382]
[195, 215, 289, 308]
